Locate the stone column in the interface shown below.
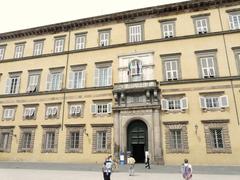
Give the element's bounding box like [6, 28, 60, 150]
[114, 110, 120, 158]
[152, 108, 164, 164]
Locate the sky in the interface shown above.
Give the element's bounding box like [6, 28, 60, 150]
[0, 0, 186, 33]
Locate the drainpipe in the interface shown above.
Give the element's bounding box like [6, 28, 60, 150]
[61, 30, 71, 130]
[217, 7, 240, 125]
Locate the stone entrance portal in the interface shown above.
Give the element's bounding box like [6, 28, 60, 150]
[127, 120, 148, 163]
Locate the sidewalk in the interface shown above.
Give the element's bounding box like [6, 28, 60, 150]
[0, 161, 240, 175]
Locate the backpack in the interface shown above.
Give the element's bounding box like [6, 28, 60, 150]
[182, 164, 192, 179]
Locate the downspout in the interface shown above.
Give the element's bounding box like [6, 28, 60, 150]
[61, 30, 71, 130]
[217, 7, 240, 125]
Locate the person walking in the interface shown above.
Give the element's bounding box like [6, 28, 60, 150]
[127, 155, 136, 176]
[145, 155, 150, 169]
[102, 155, 113, 180]
[181, 159, 192, 180]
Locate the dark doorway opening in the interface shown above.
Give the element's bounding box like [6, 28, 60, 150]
[127, 120, 148, 163]
[132, 144, 145, 163]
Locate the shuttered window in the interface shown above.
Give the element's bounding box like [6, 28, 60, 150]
[200, 57, 216, 78]
[75, 34, 86, 50]
[128, 24, 142, 43]
[5, 76, 20, 94]
[99, 31, 110, 46]
[46, 72, 63, 91]
[33, 41, 44, 56]
[27, 74, 40, 92]
[95, 66, 112, 87]
[68, 70, 85, 89]
[195, 18, 209, 34]
[14, 44, 24, 58]
[161, 97, 188, 111]
[162, 22, 175, 38]
[54, 38, 65, 53]
[0, 46, 6, 60]
[229, 13, 240, 30]
[200, 95, 229, 109]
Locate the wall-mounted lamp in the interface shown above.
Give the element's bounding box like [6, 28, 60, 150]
[194, 124, 198, 134]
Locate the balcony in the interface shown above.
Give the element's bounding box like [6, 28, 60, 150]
[113, 80, 158, 93]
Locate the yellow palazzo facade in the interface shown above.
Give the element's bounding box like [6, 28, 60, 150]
[0, 0, 240, 165]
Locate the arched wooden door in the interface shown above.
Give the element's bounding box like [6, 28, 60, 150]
[127, 120, 148, 163]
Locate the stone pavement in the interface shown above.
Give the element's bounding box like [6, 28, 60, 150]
[0, 168, 240, 180]
[0, 162, 239, 180]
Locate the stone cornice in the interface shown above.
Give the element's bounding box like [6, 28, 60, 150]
[0, 0, 239, 40]
[201, 119, 230, 123]
[163, 121, 189, 125]
[160, 76, 240, 85]
[0, 86, 113, 98]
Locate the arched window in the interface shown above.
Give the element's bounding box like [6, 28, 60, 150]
[129, 59, 142, 81]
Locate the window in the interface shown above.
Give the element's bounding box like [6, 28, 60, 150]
[128, 24, 143, 43]
[233, 49, 240, 75]
[75, 34, 86, 50]
[170, 129, 183, 150]
[128, 59, 142, 81]
[42, 126, 59, 153]
[5, 74, 20, 94]
[54, 37, 65, 53]
[33, 40, 44, 56]
[164, 60, 179, 80]
[27, 73, 40, 93]
[200, 57, 216, 78]
[70, 132, 79, 149]
[92, 126, 111, 153]
[23, 107, 37, 120]
[99, 31, 110, 46]
[91, 103, 112, 115]
[229, 12, 240, 30]
[210, 129, 224, 149]
[0, 128, 13, 152]
[0, 46, 6, 60]
[69, 104, 82, 117]
[161, 54, 181, 81]
[14, 44, 25, 58]
[161, 97, 188, 111]
[96, 131, 107, 151]
[45, 132, 55, 150]
[18, 128, 35, 153]
[2, 107, 15, 121]
[65, 126, 83, 153]
[95, 65, 112, 87]
[194, 18, 209, 34]
[45, 105, 59, 119]
[200, 95, 229, 110]
[68, 69, 85, 89]
[46, 71, 63, 91]
[202, 120, 231, 153]
[164, 122, 189, 153]
[161, 22, 175, 38]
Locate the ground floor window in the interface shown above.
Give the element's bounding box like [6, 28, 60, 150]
[65, 125, 84, 153]
[202, 120, 231, 153]
[164, 121, 189, 153]
[18, 127, 36, 153]
[42, 126, 60, 153]
[92, 125, 112, 153]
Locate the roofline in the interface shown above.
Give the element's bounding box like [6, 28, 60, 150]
[0, 0, 239, 41]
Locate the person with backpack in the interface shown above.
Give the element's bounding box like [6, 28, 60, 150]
[181, 159, 192, 180]
[102, 155, 113, 180]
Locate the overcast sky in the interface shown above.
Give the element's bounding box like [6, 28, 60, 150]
[0, 0, 186, 33]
